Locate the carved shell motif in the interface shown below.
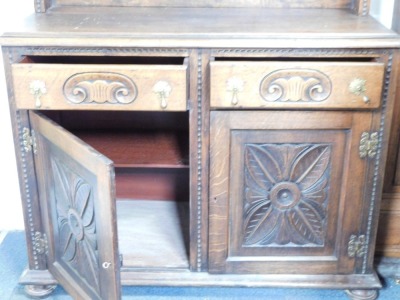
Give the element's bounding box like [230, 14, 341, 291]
[260, 69, 332, 102]
[63, 72, 138, 104]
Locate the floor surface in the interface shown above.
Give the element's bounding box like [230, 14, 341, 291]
[1, 231, 399, 299]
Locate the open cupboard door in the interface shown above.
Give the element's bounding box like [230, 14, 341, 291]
[29, 111, 121, 299]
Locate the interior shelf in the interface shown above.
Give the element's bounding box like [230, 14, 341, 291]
[117, 200, 189, 270]
[74, 130, 189, 168]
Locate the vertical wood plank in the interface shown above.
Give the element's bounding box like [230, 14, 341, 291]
[2, 47, 47, 271]
[189, 49, 211, 271]
[362, 51, 400, 271]
[208, 111, 230, 273]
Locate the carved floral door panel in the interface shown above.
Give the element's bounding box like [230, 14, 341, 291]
[29, 111, 121, 299]
[209, 110, 373, 274]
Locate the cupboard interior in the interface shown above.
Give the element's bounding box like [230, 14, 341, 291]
[43, 110, 190, 270]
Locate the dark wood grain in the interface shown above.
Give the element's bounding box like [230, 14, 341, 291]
[209, 110, 372, 274]
[116, 168, 189, 201]
[73, 130, 189, 168]
[29, 111, 121, 300]
[2, 7, 397, 49]
[2, 1, 399, 298]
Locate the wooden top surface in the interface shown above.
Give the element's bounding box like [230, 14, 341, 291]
[1, 7, 399, 48]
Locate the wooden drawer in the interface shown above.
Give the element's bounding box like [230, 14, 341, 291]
[210, 61, 385, 109]
[12, 57, 188, 111]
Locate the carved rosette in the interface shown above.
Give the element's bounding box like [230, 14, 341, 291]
[243, 144, 331, 247]
[260, 69, 332, 102]
[63, 72, 138, 104]
[51, 158, 100, 296]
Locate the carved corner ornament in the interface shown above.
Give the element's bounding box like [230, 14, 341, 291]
[63, 72, 138, 105]
[260, 69, 332, 102]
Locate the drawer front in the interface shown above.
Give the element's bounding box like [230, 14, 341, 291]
[12, 63, 188, 111]
[210, 61, 385, 109]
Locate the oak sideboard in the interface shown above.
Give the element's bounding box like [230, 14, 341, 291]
[2, 1, 400, 299]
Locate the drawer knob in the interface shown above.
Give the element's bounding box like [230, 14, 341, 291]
[29, 80, 47, 108]
[349, 78, 370, 104]
[226, 77, 244, 106]
[153, 81, 172, 109]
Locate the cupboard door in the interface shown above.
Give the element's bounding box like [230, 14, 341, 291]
[29, 111, 121, 299]
[209, 111, 372, 275]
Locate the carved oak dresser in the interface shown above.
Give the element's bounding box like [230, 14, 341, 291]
[2, 0, 400, 299]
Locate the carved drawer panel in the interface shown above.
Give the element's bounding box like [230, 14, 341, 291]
[11, 57, 188, 111]
[210, 61, 385, 109]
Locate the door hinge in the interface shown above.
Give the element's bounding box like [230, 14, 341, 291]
[348, 234, 366, 258]
[22, 127, 37, 154]
[359, 132, 378, 159]
[33, 231, 48, 255]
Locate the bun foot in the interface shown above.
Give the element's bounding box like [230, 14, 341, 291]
[24, 284, 57, 297]
[345, 289, 378, 300]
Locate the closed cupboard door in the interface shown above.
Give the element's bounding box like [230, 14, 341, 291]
[209, 111, 373, 274]
[30, 111, 121, 299]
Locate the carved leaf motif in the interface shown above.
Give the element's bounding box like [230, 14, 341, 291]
[243, 202, 278, 245]
[290, 145, 331, 190]
[242, 143, 331, 247]
[51, 158, 100, 295]
[290, 202, 325, 245]
[302, 176, 329, 204]
[245, 145, 282, 187]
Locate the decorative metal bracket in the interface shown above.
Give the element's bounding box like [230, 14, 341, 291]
[359, 132, 378, 159]
[348, 234, 366, 258]
[33, 232, 48, 255]
[22, 128, 37, 154]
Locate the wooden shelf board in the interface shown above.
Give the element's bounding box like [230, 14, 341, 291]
[117, 200, 189, 270]
[2, 8, 398, 48]
[74, 130, 189, 168]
